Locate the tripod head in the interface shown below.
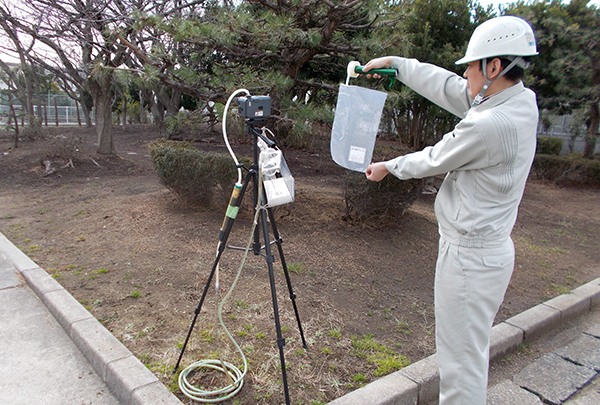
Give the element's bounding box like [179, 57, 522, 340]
[238, 95, 294, 209]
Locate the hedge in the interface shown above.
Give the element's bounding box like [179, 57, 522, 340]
[148, 139, 241, 206]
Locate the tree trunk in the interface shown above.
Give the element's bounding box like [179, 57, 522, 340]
[94, 95, 114, 154]
[80, 101, 93, 128]
[76, 100, 81, 126]
[91, 76, 115, 155]
[139, 90, 147, 124]
[54, 97, 59, 126]
[9, 93, 18, 148]
[583, 101, 599, 159]
[122, 94, 127, 130]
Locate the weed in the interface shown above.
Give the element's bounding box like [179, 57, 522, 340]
[395, 319, 412, 336]
[565, 272, 579, 285]
[350, 334, 410, 375]
[287, 262, 306, 274]
[51, 270, 64, 279]
[370, 353, 410, 376]
[139, 353, 151, 363]
[352, 373, 367, 383]
[131, 290, 142, 298]
[233, 299, 248, 309]
[97, 268, 109, 274]
[321, 347, 333, 355]
[517, 342, 532, 355]
[256, 332, 266, 339]
[327, 328, 342, 339]
[550, 283, 571, 295]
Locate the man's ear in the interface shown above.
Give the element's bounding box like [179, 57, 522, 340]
[488, 58, 503, 80]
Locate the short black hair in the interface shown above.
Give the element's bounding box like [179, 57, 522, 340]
[480, 57, 528, 81]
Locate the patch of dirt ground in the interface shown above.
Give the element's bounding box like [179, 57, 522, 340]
[1, 125, 599, 405]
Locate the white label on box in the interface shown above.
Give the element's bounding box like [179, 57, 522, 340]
[348, 145, 366, 164]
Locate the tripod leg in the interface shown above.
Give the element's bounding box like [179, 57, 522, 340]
[174, 176, 252, 373]
[173, 249, 222, 373]
[260, 207, 291, 405]
[267, 207, 308, 349]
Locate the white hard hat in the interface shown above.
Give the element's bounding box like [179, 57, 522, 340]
[455, 16, 538, 66]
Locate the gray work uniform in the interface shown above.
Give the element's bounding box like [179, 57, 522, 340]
[385, 57, 538, 404]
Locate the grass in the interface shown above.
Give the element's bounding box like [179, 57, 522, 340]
[350, 334, 410, 376]
[287, 262, 306, 274]
[130, 290, 142, 298]
[327, 328, 342, 339]
[550, 283, 571, 295]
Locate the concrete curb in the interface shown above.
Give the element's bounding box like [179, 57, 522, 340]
[0, 233, 183, 405]
[328, 276, 600, 405]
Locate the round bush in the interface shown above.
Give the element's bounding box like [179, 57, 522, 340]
[148, 139, 240, 207]
[536, 136, 563, 155]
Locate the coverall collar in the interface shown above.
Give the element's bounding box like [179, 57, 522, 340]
[471, 81, 525, 111]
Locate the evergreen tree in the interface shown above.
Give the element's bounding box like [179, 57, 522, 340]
[510, 0, 599, 158]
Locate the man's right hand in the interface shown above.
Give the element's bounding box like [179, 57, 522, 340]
[365, 162, 389, 181]
[363, 57, 394, 77]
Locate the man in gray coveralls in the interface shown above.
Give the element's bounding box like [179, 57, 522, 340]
[363, 16, 539, 405]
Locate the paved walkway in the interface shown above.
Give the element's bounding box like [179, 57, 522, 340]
[1, 230, 598, 405]
[0, 233, 182, 405]
[0, 259, 119, 405]
[487, 305, 600, 405]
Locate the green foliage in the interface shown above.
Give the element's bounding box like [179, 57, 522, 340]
[343, 172, 423, 223]
[509, 0, 600, 158]
[531, 153, 600, 187]
[343, 144, 423, 223]
[350, 334, 410, 376]
[148, 139, 241, 206]
[536, 136, 563, 155]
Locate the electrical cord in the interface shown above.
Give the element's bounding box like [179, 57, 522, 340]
[178, 89, 261, 403]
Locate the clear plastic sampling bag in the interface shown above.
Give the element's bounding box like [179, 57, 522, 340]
[330, 84, 388, 172]
[259, 140, 295, 207]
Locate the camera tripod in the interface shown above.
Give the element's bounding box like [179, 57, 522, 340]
[174, 118, 307, 405]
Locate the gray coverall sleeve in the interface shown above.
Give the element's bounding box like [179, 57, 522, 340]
[389, 57, 471, 118]
[384, 120, 489, 180]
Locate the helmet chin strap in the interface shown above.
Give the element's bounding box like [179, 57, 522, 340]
[472, 56, 525, 106]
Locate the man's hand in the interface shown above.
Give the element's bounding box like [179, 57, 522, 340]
[365, 162, 389, 181]
[363, 57, 394, 78]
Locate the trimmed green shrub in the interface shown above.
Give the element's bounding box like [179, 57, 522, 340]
[536, 136, 563, 155]
[148, 139, 241, 206]
[343, 143, 424, 223]
[343, 172, 423, 223]
[531, 153, 600, 187]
